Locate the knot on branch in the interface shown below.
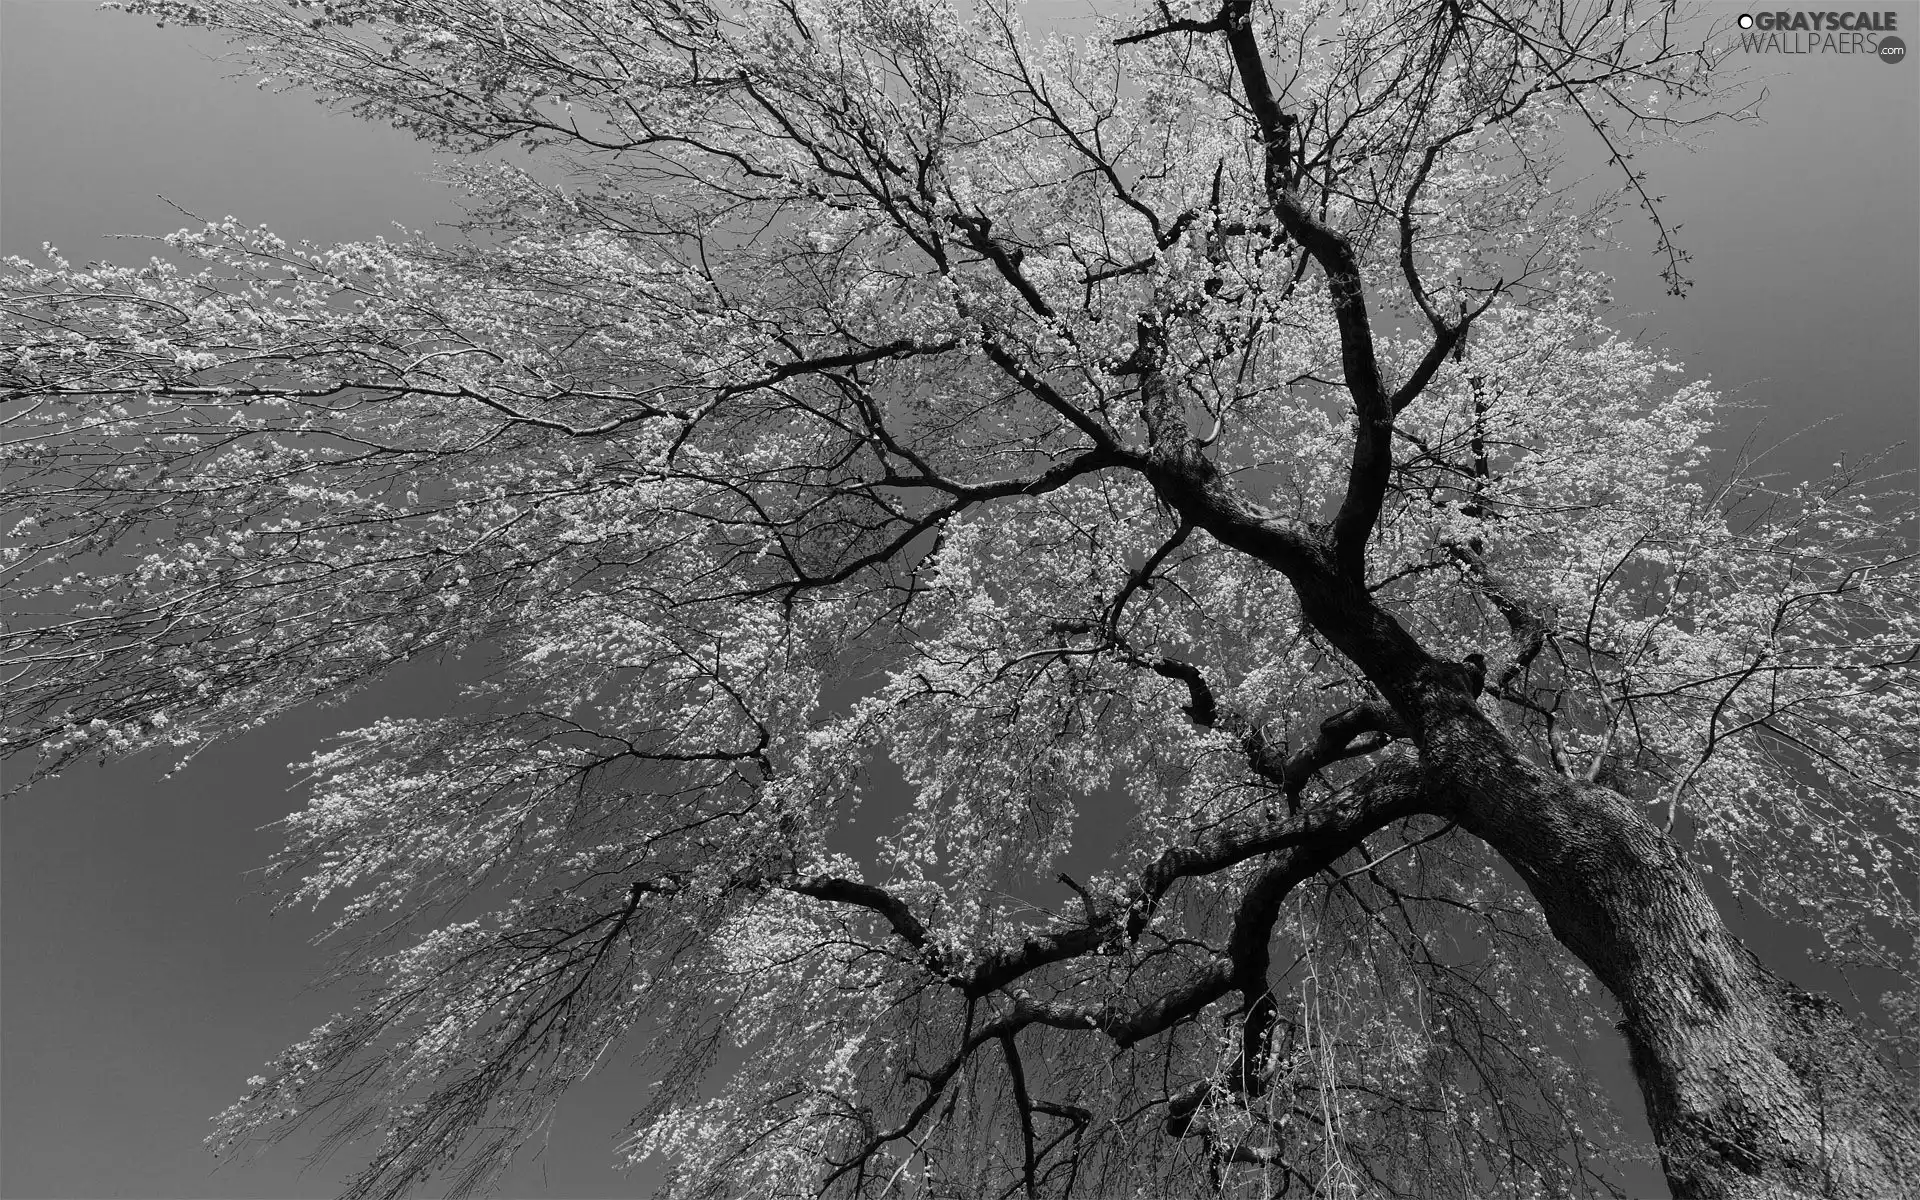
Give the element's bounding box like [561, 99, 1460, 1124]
[1165, 1079, 1212, 1137]
[1461, 652, 1486, 697]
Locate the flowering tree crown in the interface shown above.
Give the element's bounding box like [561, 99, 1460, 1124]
[3, 0, 1914, 1196]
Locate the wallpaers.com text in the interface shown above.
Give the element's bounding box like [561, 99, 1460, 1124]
[1735, 10, 1907, 60]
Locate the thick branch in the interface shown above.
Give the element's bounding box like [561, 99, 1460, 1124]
[1119, 644, 1403, 803]
[1000, 1035, 1039, 1199]
[1212, 1, 1489, 581]
[792, 761, 1421, 1029]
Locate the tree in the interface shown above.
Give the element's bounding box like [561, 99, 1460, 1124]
[2, 0, 1916, 1195]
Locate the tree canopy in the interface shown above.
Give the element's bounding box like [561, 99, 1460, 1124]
[3, 0, 1916, 1197]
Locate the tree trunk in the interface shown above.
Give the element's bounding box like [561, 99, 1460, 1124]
[1410, 677, 1920, 1200]
[1159, 460, 1919, 1197]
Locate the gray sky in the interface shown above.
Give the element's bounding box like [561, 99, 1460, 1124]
[1, 3, 1915, 1198]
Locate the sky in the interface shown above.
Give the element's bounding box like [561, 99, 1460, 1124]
[1, 3, 1916, 1198]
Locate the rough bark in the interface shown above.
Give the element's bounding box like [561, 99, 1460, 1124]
[1339, 596, 1920, 1199]
[1419, 692, 1920, 1200]
[1143, 461, 1919, 1196]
